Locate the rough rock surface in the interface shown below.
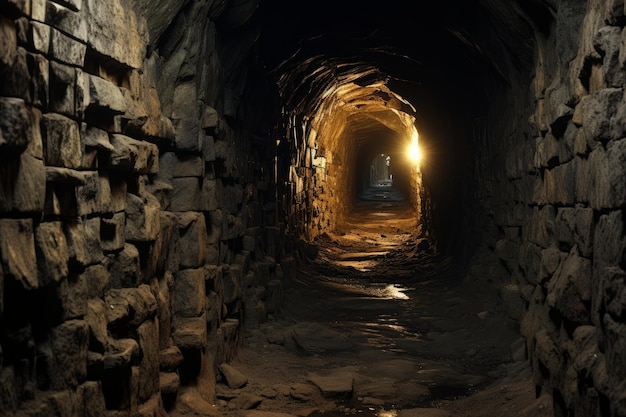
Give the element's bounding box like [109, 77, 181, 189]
[208, 197, 549, 417]
[0, 0, 281, 415]
[0, 0, 625, 416]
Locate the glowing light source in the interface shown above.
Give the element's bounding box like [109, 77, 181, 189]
[407, 131, 421, 164]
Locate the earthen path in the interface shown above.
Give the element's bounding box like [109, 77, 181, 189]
[172, 185, 552, 417]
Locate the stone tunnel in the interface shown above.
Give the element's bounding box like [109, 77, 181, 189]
[0, 0, 625, 416]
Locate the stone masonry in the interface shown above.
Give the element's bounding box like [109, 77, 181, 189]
[0, 0, 286, 415]
[468, 1, 626, 416]
[1, 0, 626, 416]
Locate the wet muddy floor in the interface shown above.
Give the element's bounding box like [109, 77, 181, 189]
[172, 185, 553, 417]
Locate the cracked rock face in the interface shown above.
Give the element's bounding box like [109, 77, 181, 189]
[0, 0, 283, 415]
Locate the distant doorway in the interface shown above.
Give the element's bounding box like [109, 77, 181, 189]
[370, 154, 393, 186]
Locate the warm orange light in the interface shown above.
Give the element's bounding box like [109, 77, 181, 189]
[407, 131, 421, 164]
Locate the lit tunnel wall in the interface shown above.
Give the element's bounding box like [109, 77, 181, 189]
[312, 81, 423, 232]
[277, 77, 425, 239]
[255, 1, 626, 415]
[269, 64, 485, 253]
[255, 0, 525, 253]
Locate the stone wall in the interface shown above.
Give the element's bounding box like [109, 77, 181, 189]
[3, 0, 626, 416]
[469, 1, 626, 416]
[281, 104, 342, 241]
[280, 120, 321, 240]
[0, 0, 284, 415]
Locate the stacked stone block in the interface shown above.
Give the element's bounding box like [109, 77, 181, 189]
[469, 1, 626, 416]
[0, 0, 283, 416]
[282, 109, 344, 241]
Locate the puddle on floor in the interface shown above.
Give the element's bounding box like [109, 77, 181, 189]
[334, 259, 379, 272]
[309, 397, 454, 417]
[361, 283, 412, 300]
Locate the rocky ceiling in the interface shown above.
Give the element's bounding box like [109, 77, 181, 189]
[246, 0, 540, 128]
[207, 0, 551, 224]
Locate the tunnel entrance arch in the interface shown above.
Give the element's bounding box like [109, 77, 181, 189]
[279, 78, 426, 241]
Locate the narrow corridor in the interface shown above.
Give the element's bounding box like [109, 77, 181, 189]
[1, 1, 625, 416]
[173, 187, 548, 417]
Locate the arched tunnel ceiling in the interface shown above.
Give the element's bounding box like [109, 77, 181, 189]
[250, 0, 540, 125]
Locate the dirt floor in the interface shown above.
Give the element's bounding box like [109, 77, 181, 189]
[172, 185, 554, 417]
